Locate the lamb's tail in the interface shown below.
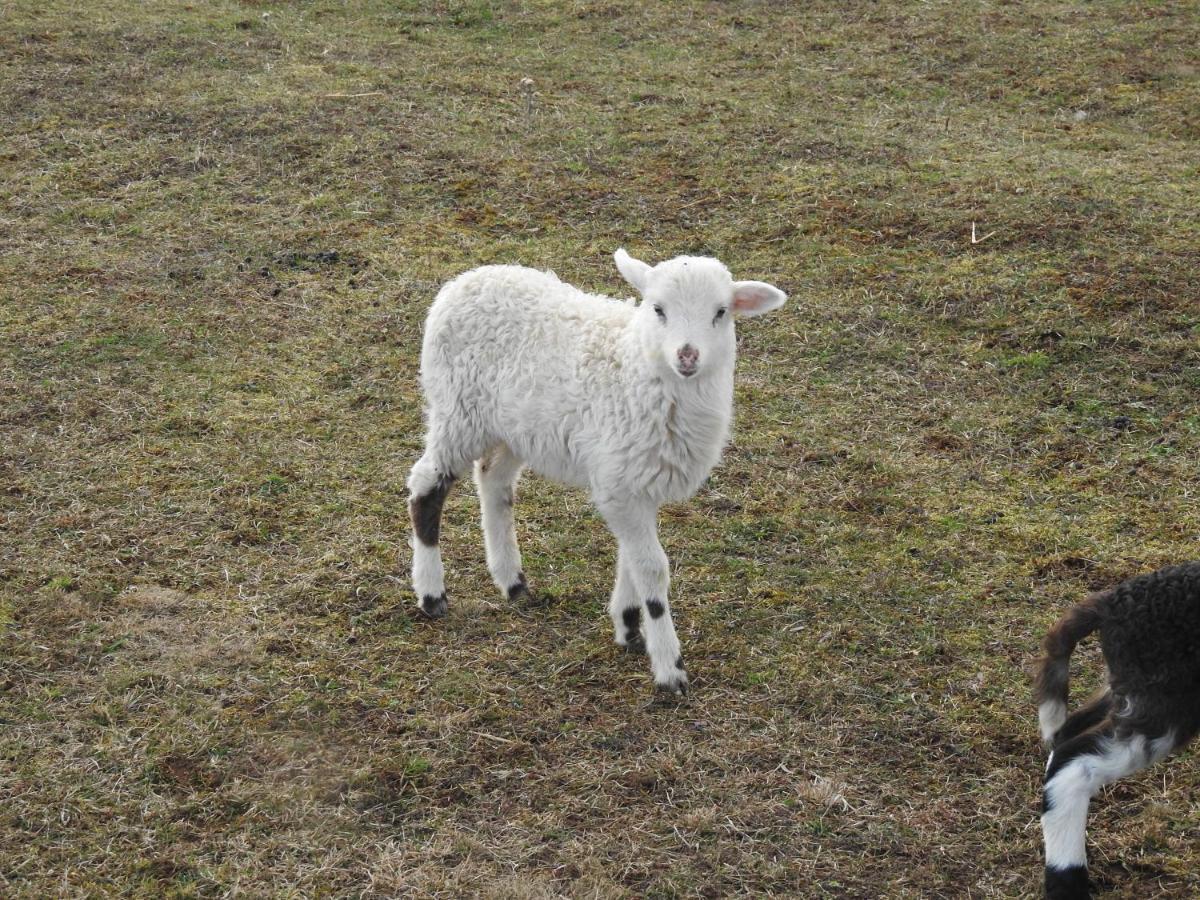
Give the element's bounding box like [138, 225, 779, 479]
[1035, 589, 1110, 746]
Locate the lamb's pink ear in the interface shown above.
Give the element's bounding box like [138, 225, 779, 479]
[614, 248, 652, 294]
[732, 280, 786, 317]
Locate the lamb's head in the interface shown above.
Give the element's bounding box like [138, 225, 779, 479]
[615, 248, 786, 380]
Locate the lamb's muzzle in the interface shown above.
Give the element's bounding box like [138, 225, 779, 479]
[676, 343, 699, 377]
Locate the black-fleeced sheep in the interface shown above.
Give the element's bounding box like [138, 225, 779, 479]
[1035, 562, 1200, 899]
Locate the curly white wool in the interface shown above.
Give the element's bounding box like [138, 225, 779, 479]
[406, 248, 786, 694]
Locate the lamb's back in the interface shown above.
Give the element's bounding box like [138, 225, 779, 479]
[428, 265, 630, 339]
[420, 264, 639, 427]
[1102, 563, 1200, 694]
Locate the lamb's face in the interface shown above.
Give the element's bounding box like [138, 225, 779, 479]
[614, 249, 787, 381]
[638, 257, 737, 379]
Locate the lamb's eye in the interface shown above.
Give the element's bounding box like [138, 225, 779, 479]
[653, 305, 666, 321]
[713, 308, 727, 325]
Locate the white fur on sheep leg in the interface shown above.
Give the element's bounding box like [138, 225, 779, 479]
[609, 560, 644, 653]
[407, 443, 465, 618]
[410, 538, 446, 616]
[602, 501, 687, 695]
[407, 456, 450, 617]
[475, 444, 527, 599]
[1042, 728, 1176, 898]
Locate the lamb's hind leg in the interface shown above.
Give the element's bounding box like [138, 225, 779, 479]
[1041, 714, 1179, 899]
[475, 443, 528, 600]
[407, 424, 478, 618]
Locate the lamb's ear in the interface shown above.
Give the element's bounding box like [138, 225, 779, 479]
[614, 248, 652, 294]
[731, 281, 786, 317]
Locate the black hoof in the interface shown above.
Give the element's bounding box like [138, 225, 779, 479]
[418, 593, 448, 618]
[1045, 866, 1090, 900]
[507, 573, 529, 601]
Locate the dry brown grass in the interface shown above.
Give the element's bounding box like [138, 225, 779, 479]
[3, 1, 1199, 896]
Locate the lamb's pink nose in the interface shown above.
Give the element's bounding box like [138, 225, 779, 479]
[677, 344, 699, 375]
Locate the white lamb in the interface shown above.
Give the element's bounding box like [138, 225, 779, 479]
[406, 249, 786, 695]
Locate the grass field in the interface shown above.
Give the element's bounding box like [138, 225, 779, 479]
[3, 1, 1199, 896]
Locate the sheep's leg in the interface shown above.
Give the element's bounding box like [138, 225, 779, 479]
[407, 433, 474, 618]
[474, 444, 528, 600]
[599, 501, 688, 696]
[1041, 719, 1177, 899]
[608, 559, 644, 654]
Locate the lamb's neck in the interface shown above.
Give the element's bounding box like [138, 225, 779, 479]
[662, 368, 733, 435]
[615, 327, 733, 445]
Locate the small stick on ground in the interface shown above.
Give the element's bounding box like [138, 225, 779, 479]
[971, 221, 997, 244]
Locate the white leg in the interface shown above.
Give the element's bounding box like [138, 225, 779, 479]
[1042, 727, 1176, 898]
[474, 444, 527, 599]
[608, 556, 643, 653]
[597, 498, 688, 695]
[407, 421, 480, 618]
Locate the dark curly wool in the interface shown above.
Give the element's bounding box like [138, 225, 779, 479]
[1036, 562, 1200, 900]
[1100, 562, 1200, 738]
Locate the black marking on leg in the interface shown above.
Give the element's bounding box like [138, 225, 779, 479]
[675, 655, 685, 670]
[507, 572, 529, 601]
[621, 607, 645, 652]
[645, 598, 665, 620]
[410, 473, 456, 547]
[1046, 731, 1103, 782]
[1045, 865, 1090, 900]
[419, 593, 448, 619]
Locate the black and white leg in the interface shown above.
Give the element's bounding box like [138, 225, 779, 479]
[1042, 721, 1178, 899]
[600, 500, 688, 696]
[407, 430, 472, 618]
[474, 443, 529, 601]
[609, 559, 644, 654]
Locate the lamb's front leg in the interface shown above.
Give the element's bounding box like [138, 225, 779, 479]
[600, 500, 688, 696]
[609, 559, 644, 654]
